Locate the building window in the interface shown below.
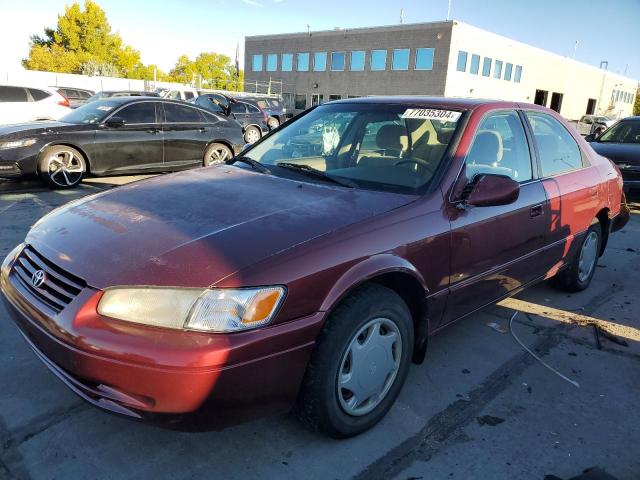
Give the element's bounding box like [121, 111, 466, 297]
[415, 48, 434, 70]
[329, 94, 342, 101]
[297, 52, 309, 71]
[252, 55, 263, 72]
[351, 50, 365, 71]
[482, 57, 492, 77]
[514, 65, 522, 83]
[505, 63, 513, 81]
[470, 54, 480, 74]
[331, 52, 346, 71]
[456, 51, 468, 72]
[294, 94, 307, 110]
[281, 53, 293, 72]
[392, 48, 410, 70]
[311, 94, 324, 106]
[313, 52, 327, 71]
[494, 60, 503, 79]
[266, 54, 277, 72]
[370, 50, 387, 71]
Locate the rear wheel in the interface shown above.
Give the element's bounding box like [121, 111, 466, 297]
[267, 117, 280, 129]
[551, 222, 602, 292]
[38, 145, 86, 189]
[203, 143, 233, 166]
[244, 126, 261, 144]
[296, 283, 414, 438]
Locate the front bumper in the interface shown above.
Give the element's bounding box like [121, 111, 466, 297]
[0, 162, 24, 178]
[1, 253, 324, 431]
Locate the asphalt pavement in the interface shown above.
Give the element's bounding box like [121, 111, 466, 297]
[0, 177, 638, 480]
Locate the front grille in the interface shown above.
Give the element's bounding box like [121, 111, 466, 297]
[11, 246, 86, 313]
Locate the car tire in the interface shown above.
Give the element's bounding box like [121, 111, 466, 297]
[38, 145, 86, 189]
[267, 117, 280, 129]
[244, 126, 261, 144]
[296, 283, 414, 438]
[203, 143, 233, 166]
[551, 221, 602, 292]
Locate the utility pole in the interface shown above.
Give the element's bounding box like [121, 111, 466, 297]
[400, 8, 404, 24]
[447, 0, 452, 20]
[572, 40, 579, 59]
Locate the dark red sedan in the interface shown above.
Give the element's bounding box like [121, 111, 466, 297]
[1, 97, 629, 438]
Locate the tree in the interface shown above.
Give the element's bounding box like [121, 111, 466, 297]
[23, 0, 142, 77]
[634, 90, 640, 116]
[167, 52, 243, 90]
[80, 59, 119, 77]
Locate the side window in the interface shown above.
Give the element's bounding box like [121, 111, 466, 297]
[0, 86, 29, 102]
[163, 103, 203, 123]
[465, 111, 533, 182]
[184, 91, 194, 100]
[116, 102, 157, 123]
[246, 104, 261, 114]
[230, 103, 247, 114]
[166, 90, 181, 100]
[525, 112, 584, 177]
[28, 88, 51, 101]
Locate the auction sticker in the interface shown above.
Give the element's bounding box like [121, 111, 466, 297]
[402, 108, 461, 121]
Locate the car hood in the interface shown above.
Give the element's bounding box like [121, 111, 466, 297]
[0, 121, 89, 139]
[590, 142, 640, 166]
[26, 166, 417, 289]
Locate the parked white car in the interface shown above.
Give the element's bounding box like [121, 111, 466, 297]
[576, 114, 617, 136]
[154, 87, 198, 101]
[0, 85, 71, 125]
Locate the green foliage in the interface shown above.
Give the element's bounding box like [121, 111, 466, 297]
[634, 90, 640, 116]
[23, 0, 242, 91]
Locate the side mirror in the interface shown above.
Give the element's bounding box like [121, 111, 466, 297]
[105, 117, 125, 128]
[584, 133, 596, 142]
[465, 174, 520, 207]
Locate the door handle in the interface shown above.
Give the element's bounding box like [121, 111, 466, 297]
[146, 128, 160, 134]
[198, 127, 206, 133]
[530, 204, 543, 218]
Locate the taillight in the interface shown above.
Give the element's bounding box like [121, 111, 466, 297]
[57, 93, 70, 108]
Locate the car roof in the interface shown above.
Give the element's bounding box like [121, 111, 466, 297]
[328, 96, 521, 110]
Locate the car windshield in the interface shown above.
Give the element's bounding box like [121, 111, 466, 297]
[243, 103, 463, 194]
[599, 120, 640, 144]
[58, 100, 121, 124]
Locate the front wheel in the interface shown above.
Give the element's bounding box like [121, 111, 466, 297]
[38, 145, 86, 189]
[296, 283, 414, 438]
[267, 117, 280, 129]
[244, 126, 261, 144]
[203, 143, 233, 166]
[551, 222, 602, 292]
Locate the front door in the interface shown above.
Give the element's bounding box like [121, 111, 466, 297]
[161, 102, 209, 166]
[446, 110, 548, 322]
[92, 101, 163, 173]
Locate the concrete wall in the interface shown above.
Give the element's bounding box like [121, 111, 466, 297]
[244, 22, 453, 104]
[0, 69, 193, 93]
[445, 22, 638, 120]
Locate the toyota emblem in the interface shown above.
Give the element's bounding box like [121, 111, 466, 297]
[31, 270, 46, 288]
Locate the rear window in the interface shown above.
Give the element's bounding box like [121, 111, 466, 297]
[0, 86, 28, 102]
[246, 104, 261, 114]
[29, 88, 52, 101]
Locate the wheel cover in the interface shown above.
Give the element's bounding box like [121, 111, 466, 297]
[268, 118, 279, 128]
[206, 146, 229, 165]
[337, 317, 402, 417]
[46, 150, 83, 187]
[578, 230, 598, 283]
[246, 129, 260, 143]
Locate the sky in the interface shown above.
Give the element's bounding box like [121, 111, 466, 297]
[0, 0, 638, 79]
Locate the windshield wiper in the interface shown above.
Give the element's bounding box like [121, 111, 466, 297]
[275, 162, 356, 188]
[226, 156, 271, 174]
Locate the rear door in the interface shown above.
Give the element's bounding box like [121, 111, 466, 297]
[523, 111, 602, 276]
[446, 109, 549, 321]
[161, 102, 209, 166]
[229, 102, 249, 128]
[92, 101, 164, 173]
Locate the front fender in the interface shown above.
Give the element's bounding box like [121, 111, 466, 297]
[319, 254, 428, 313]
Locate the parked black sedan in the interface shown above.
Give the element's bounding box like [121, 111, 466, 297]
[192, 94, 268, 144]
[587, 116, 640, 192]
[0, 97, 244, 189]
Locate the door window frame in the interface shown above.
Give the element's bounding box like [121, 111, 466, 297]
[103, 100, 161, 125]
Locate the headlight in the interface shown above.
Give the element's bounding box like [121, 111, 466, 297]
[0, 139, 37, 150]
[97, 286, 286, 333]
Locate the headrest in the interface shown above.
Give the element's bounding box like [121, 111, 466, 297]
[468, 130, 503, 165]
[376, 124, 408, 152]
